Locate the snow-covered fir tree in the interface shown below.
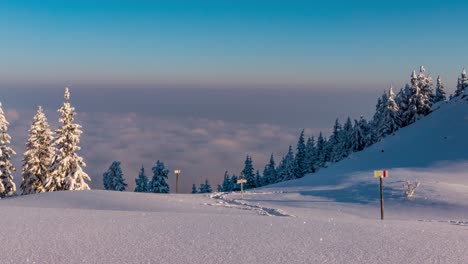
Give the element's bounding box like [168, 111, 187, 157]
[455, 68, 468, 97]
[304, 136, 316, 174]
[377, 85, 401, 138]
[294, 130, 307, 178]
[403, 66, 434, 125]
[199, 179, 212, 193]
[340, 117, 354, 158]
[134, 166, 149, 192]
[45, 87, 90, 191]
[396, 85, 411, 127]
[220, 171, 232, 192]
[21, 106, 54, 195]
[0, 102, 16, 198]
[328, 119, 343, 163]
[262, 154, 277, 185]
[191, 184, 198, 194]
[241, 155, 256, 189]
[255, 170, 261, 188]
[103, 161, 126, 191]
[352, 117, 370, 152]
[434, 76, 447, 103]
[230, 175, 240, 191]
[148, 160, 170, 193]
[279, 146, 296, 181]
[315, 133, 327, 168]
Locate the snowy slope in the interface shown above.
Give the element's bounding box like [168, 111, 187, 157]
[242, 98, 468, 220]
[0, 190, 467, 264]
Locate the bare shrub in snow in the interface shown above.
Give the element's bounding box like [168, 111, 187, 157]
[404, 180, 420, 199]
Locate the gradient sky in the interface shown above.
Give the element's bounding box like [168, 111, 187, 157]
[1, 1, 468, 191]
[2, 0, 468, 89]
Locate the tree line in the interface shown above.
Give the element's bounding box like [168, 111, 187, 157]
[217, 66, 467, 192]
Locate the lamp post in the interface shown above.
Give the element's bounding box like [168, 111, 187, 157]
[174, 170, 181, 193]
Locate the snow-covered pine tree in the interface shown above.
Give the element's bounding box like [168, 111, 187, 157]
[113, 162, 127, 191]
[294, 130, 307, 178]
[230, 174, 241, 191]
[352, 117, 369, 152]
[340, 117, 354, 158]
[328, 119, 343, 163]
[280, 146, 296, 181]
[455, 68, 468, 98]
[148, 160, 170, 193]
[396, 85, 411, 127]
[304, 136, 316, 174]
[0, 102, 16, 198]
[372, 91, 388, 141]
[217, 184, 223, 192]
[221, 171, 232, 192]
[262, 154, 277, 185]
[134, 166, 149, 192]
[191, 184, 198, 194]
[21, 106, 54, 195]
[418, 66, 434, 115]
[404, 66, 434, 125]
[46, 87, 90, 191]
[378, 85, 401, 137]
[372, 95, 385, 138]
[255, 170, 261, 188]
[103, 161, 126, 191]
[241, 155, 256, 189]
[434, 76, 447, 103]
[315, 133, 327, 168]
[203, 179, 212, 193]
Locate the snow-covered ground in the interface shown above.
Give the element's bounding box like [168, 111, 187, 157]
[0, 99, 467, 263]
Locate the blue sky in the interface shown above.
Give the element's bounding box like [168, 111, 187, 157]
[2, 0, 468, 89]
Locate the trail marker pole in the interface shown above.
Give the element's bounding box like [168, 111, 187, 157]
[374, 170, 388, 220]
[380, 176, 384, 220]
[237, 178, 247, 199]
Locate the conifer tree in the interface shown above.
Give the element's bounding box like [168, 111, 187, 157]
[21, 106, 54, 195]
[134, 166, 149, 192]
[315, 133, 327, 168]
[279, 146, 296, 181]
[341, 117, 354, 158]
[294, 130, 307, 178]
[148, 160, 170, 193]
[304, 137, 316, 174]
[262, 154, 277, 185]
[191, 184, 198, 194]
[0, 102, 16, 198]
[328, 119, 343, 162]
[241, 155, 256, 189]
[46, 87, 90, 191]
[255, 170, 261, 188]
[102, 161, 126, 191]
[230, 175, 241, 191]
[380, 85, 401, 137]
[352, 117, 369, 152]
[434, 76, 447, 103]
[455, 68, 468, 97]
[396, 85, 411, 127]
[221, 171, 232, 192]
[203, 179, 212, 193]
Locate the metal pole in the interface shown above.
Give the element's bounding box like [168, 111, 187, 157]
[176, 172, 179, 194]
[380, 177, 384, 220]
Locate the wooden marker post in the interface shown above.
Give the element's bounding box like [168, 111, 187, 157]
[237, 178, 247, 199]
[380, 176, 384, 220]
[374, 170, 388, 220]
